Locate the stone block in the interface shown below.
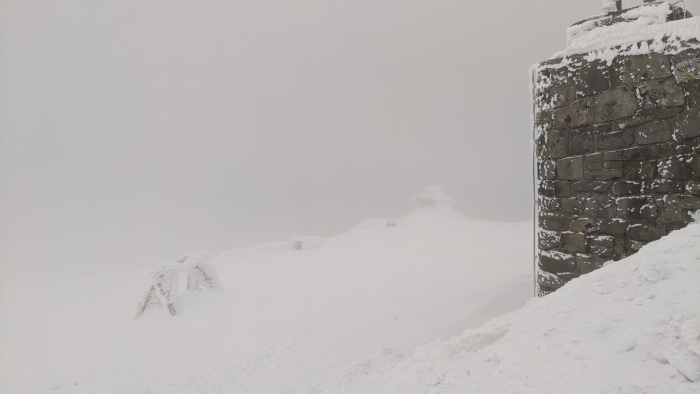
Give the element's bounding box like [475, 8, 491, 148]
[603, 160, 624, 169]
[538, 130, 568, 159]
[674, 107, 700, 140]
[612, 181, 642, 196]
[596, 218, 628, 237]
[590, 235, 615, 247]
[681, 80, 700, 108]
[568, 132, 596, 156]
[569, 217, 596, 233]
[555, 97, 595, 129]
[572, 180, 609, 193]
[538, 272, 569, 292]
[543, 84, 577, 109]
[539, 196, 561, 211]
[539, 212, 571, 231]
[617, 197, 659, 220]
[681, 154, 700, 178]
[593, 88, 638, 123]
[584, 194, 617, 217]
[672, 49, 700, 83]
[634, 120, 672, 144]
[627, 220, 665, 242]
[661, 194, 700, 221]
[650, 142, 676, 158]
[664, 222, 689, 235]
[623, 161, 656, 181]
[556, 156, 584, 180]
[686, 180, 700, 195]
[561, 198, 584, 214]
[641, 180, 684, 194]
[658, 157, 689, 180]
[585, 168, 624, 180]
[638, 78, 686, 109]
[539, 251, 577, 274]
[538, 229, 561, 250]
[575, 65, 610, 98]
[575, 254, 605, 275]
[590, 245, 614, 258]
[539, 180, 571, 198]
[560, 232, 587, 253]
[614, 53, 672, 86]
[538, 160, 556, 180]
[596, 130, 634, 150]
[536, 110, 555, 132]
[653, 106, 683, 119]
[620, 147, 650, 161]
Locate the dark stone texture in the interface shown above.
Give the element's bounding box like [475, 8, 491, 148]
[674, 107, 700, 140]
[556, 156, 584, 180]
[686, 180, 700, 195]
[555, 97, 595, 129]
[638, 78, 685, 109]
[657, 157, 689, 180]
[612, 181, 642, 196]
[543, 84, 577, 109]
[539, 251, 576, 274]
[627, 220, 665, 241]
[561, 232, 587, 253]
[576, 63, 610, 98]
[572, 180, 609, 193]
[642, 179, 684, 194]
[538, 160, 556, 180]
[540, 196, 561, 211]
[561, 198, 584, 214]
[614, 53, 672, 86]
[672, 49, 700, 83]
[584, 194, 617, 217]
[593, 88, 638, 123]
[569, 217, 596, 233]
[596, 130, 635, 150]
[539, 130, 568, 159]
[538, 230, 561, 250]
[539, 212, 571, 231]
[617, 197, 658, 220]
[661, 194, 700, 221]
[597, 218, 628, 237]
[634, 120, 672, 145]
[535, 46, 700, 296]
[576, 254, 605, 275]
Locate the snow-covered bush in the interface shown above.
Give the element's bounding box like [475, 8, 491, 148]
[134, 251, 222, 318]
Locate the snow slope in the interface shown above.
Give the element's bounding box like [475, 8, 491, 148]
[303, 214, 700, 394]
[0, 202, 533, 393]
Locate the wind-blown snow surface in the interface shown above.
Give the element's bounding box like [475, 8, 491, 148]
[304, 216, 700, 394]
[0, 204, 532, 393]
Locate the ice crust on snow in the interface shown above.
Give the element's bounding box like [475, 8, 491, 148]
[304, 213, 700, 394]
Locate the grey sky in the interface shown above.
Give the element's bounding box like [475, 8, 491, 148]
[2, 0, 691, 277]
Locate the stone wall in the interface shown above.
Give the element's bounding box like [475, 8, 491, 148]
[532, 48, 700, 296]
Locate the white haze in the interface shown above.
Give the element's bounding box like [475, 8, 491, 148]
[2, 0, 693, 277]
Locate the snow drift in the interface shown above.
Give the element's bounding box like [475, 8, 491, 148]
[304, 214, 700, 394]
[0, 199, 532, 394]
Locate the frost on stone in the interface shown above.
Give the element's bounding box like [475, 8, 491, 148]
[134, 251, 222, 319]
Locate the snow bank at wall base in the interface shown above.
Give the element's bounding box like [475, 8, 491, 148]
[303, 214, 700, 394]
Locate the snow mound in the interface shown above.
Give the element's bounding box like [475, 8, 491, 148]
[304, 214, 700, 394]
[553, 2, 700, 61]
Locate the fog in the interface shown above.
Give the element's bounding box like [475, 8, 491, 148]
[2, 0, 691, 277]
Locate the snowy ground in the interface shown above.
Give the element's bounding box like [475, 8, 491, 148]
[0, 203, 533, 393]
[303, 215, 700, 394]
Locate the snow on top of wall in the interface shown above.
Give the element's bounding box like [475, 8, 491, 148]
[303, 213, 700, 393]
[554, 3, 700, 62]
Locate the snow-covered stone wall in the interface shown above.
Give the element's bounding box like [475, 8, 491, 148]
[532, 4, 700, 296]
